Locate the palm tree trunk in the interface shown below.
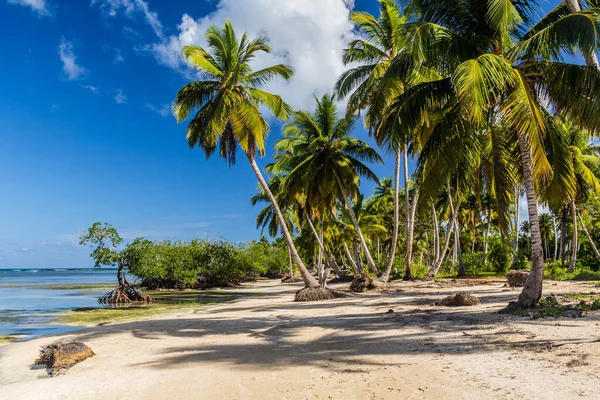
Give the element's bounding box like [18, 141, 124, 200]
[305, 213, 342, 277]
[433, 205, 440, 262]
[353, 240, 365, 276]
[404, 185, 420, 281]
[578, 211, 600, 258]
[333, 169, 379, 275]
[515, 133, 545, 308]
[343, 242, 358, 272]
[553, 215, 559, 261]
[287, 247, 293, 277]
[560, 206, 569, 264]
[377, 151, 401, 282]
[455, 221, 465, 277]
[513, 189, 520, 264]
[427, 184, 459, 278]
[247, 153, 319, 288]
[566, 0, 600, 69]
[568, 201, 579, 273]
[483, 208, 491, 260]
[402, 151, 413, 280]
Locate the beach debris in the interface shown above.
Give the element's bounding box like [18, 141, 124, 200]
[99, 284, 153, 304]
[281, 274, 304, 284]
[350, 274, 375, 292]
[507, 270, 530, 287]
[295, 287, 345, 302]
[435, 292, 481, 306]
[33, 342, 95, 376]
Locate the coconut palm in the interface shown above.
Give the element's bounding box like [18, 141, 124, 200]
[379, 0, 600, 307]
[336, 0, 419, 282]
[271, 94, 384, 275]
[538, 213, 554, 260]
[172, 21, 321, 290]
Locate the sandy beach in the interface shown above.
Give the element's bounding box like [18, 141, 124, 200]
[1, 279, 600, 399]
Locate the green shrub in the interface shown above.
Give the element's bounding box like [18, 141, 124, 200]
[462, 252, 486, 275]
[488, 237, 513, 274]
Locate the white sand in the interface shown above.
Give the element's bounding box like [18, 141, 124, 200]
[1, 279, 600, 399]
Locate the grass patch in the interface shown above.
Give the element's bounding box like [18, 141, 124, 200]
[532, 296, 600, 319]
[0, 334, 25, 346]
[56, 289, 261, 326]
[58, 302, 219, 326]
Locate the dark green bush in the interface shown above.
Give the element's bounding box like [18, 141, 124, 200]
[124, 237, 288, 290]
[488, 237, 513, 274]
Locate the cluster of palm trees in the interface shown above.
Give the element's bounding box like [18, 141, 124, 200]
[173, 0, 600, 307]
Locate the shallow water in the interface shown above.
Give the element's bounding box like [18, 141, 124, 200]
[0, 269, 126, 339]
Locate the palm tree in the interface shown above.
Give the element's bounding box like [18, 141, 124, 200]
[251, 175, 299, 278]
[380, 1, 600, 307]
[335, 0, 416, 282]
[543, 120, 600, 270]
[271, 94, 384, 275]
[538, 213, 554, 260]
[172, 21, 320, 290]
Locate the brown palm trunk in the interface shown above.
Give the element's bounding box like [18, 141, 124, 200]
[568, 201, 578, 273]
[578, 211, 600, 258]
[333, 169, 379, 275]
[247, 153, 319, 288]
[515, 133, 545, 308]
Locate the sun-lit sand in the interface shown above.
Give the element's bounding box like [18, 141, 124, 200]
[1, 279, 600, 399]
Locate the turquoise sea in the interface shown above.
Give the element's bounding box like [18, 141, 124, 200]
[0, 269, 131, 339]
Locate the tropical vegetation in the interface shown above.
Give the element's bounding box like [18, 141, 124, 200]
[80, 0, 600, 309]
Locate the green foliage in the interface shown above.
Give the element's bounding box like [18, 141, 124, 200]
[462, 252, 486, 275]
[487, 237, 513, 274]
[532, 296, 564, 319]
[79, 222, 123, 268]
[124, 237, 288, 290]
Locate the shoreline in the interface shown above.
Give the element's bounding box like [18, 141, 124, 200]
[2, 279, 600, 399]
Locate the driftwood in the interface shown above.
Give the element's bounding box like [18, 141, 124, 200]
[33, 342, 95, 376]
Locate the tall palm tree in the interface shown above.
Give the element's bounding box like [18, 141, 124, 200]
[381, 0, 600, 307]
[336, 0, 416, 282]
[538, 213, 554, 259]
[251, 175, 299, 278]
[172, 21, 319, 289]
[271, 94, 384, 275]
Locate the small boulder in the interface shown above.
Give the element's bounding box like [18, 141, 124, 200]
[435, 292, 481, 307]
[34, 342, 94, 376]
[507, 270, 530, 287]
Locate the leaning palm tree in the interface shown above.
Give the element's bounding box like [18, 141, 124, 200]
[172, 21, 321, 293]
[271, 94, 384, 276]
[381, 0, 600, 307]
[336, 0, 416, 283]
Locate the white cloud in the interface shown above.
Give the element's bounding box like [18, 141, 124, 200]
[7, 0, 49, 15]
[150, 0, 356, 110]
[92, 0, 164, 39]
[80, 84, 99, 93]
[113, 51, 125, 63]
[58, 38, 87, 80]
[114, 88, 127, 104]
[146, 103, 171, 117]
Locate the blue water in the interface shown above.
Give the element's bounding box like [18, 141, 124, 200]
[0, 269, 129, 339]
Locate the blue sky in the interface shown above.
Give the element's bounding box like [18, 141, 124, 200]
[0, 0, 560, 269]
